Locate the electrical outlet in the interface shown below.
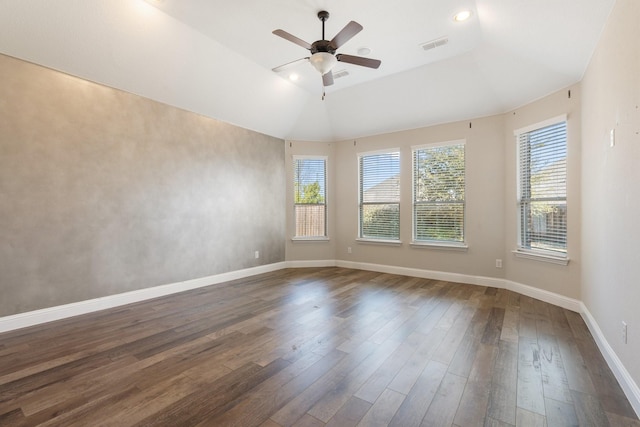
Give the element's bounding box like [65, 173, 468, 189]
[622, 321, 628, 344]
[254, 251, 259, 259]
[347, 247, 352, 254]
[495, 259, 503, 268]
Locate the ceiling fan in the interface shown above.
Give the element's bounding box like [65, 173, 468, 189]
[272, 10, 381, 94]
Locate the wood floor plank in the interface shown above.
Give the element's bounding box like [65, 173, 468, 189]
[135, 359, 289, 426]
[517, 336, 546, 416]
[386, 328, 447, 395]
[269, 340, 378, 426]
[516, 407, 548, 427]
[453, 381, 491, 427]
[388, 360, 447, 427]
[447, 307, 491, 378]
[0, 267, 636, 426]
[538, 333, 573, 404]
[544, 397, 579, 427]
[481, 307, 506, 346]
[431, 305, 476, 365]
[484, 417, 515, 427]
[420, 372, 467, 427]
[355, 388, 405, 427]
[575, 335, 628, 400]
[209, 349, 345, 427]
[352, 333, 421, 404]
[556, 336, 597, 395]
[325, 396, 371, 427]
[452, 344, 498, 427]
[500, 306, 520, 343]
[306, 337, 404, 422]
[571, 389, 611, 426]
[606, 411, 640, 426]
[487, 340, 518, 425]
[292, 414, 325, 427]
[0, 408, 25, 425]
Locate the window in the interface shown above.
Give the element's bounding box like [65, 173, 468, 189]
[293, 156, 327, 238]
[412, 141, 465, 244]
[516, 117, 567, 257]
[358, 151, 400, 241]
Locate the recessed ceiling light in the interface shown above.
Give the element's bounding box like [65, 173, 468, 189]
[357, 47, 372, 56]
[453, 10, 472, 22]
[289, 73, 299, 81]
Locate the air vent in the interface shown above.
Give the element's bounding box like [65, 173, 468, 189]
[420, 36, 449, 51]
[333, 69, 350, 79]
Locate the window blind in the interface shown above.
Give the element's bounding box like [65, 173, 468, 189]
[359, 152, 400, 240]
[412, 143, 465, 242]
[517, 121, 567, 253]
[293, 157, 326, 238]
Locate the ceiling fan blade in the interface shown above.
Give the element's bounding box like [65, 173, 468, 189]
[272, 29, 312, 50]
[323, 71, 334, 86]
[336, 54, 381, 69]
[272, 57, 309, 73]
[329, 21, 363, 50]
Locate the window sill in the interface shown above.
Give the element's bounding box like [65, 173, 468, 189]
[356, 238, 402, 247]
[291, 237, 330, 242]
[512, 249, 569, 266]
[410, 241, 468, 252]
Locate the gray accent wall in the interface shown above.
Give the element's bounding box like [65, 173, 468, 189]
[0, 54, 285, 317]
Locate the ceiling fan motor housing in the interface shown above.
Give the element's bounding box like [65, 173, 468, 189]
[311, 40, 336, 55]
[272, 9, 380, 89]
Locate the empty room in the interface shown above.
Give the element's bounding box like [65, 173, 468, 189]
[1, 0, 639, 426]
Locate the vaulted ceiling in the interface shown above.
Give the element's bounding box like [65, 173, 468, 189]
[0, 0, 615, 141]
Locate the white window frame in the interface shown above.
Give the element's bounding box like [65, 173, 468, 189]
[411, 140, 467, 250]
[292, 155, 328, 241]
[513, 115, 569, 265]
[357, 149, 401, 244]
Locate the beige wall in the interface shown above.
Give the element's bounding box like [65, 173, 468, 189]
[329, 116, 507, 278]
[286, 86, 583, 300]
[286, 88, 583, 300]
[581, 0, 640, 386]
[503, 85, 582, 299]
[0, 54, 286, 317]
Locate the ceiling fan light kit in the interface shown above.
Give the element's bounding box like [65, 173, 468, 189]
[272, 10, 382, 98]
[309, 52, 337, 75]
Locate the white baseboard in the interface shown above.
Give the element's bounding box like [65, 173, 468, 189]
[335, 260, 506, 288]
[580, 304, 640, 417]
[504, 280, 582, 312]
[285, 260, 337, 268]
[292, 259, 581, 312]
[0, 262, 286, 334]
[1, 259, 637, 418]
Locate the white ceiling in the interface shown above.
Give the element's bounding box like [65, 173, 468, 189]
[0, 0, 615, 142]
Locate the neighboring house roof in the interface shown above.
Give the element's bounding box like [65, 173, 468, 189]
[363, 175, 400, 203]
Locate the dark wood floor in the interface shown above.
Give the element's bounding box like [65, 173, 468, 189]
[0, 267, 638, 426]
